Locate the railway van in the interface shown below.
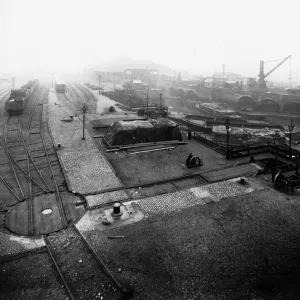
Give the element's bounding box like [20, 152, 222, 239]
[55, 81, 66, 93]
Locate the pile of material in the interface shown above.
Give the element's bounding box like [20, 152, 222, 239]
[104, 119, 182, 146]
[212, 125, 286, 145]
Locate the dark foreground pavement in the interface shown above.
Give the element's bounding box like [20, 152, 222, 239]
[83, 188, 300, 300]
[1, 187, 300, 299]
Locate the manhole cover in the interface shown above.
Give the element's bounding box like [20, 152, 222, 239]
[42, 209, 53, 215]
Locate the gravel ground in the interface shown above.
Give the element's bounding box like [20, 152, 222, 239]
[82, 188, 300, 300]
[0, 252, 68, 300]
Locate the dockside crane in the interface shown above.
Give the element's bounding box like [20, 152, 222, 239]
[257, 55, 291, 89]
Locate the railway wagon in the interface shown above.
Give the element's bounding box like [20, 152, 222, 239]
[5, 89, 30, 115]
[5, 79, 38, 115]
[55, 81, 66, 93]
[22, 79, 39, 92]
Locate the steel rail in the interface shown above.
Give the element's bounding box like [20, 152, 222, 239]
[40, 119, 68, 228]
[2, 120, 25, 199]
[0, 135, 25, 199]
[18, 125, 52, 192]
[65, 82, 84, 111]
[73, 225, 124, 292]
[0, 134, 47, 192]
[44, 236, 76, 300]
[24, 93, 53, 191]
[26, 136, 33, 236]
[75, 83, 97, 102]
[24, 92, 40, 236]
[0, 174, 21, 201]
[67, 82, 80, 98]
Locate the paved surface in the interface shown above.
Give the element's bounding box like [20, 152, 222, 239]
[80, 186, 300, 299]
[78, 177, 264, 232]
[136, 177, 264, 216]
[48, 92, 122, 194]
[86, 190, 128, 208]
[0, 231, 45, 256]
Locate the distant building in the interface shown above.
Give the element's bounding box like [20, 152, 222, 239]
[204, 78, 216, 88]
[213, 72, 247, 84]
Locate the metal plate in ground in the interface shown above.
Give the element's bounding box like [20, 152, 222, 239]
[76, 202, 144, 232]
[5, 192, 85, 236]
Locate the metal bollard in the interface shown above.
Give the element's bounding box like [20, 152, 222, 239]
[111, 202, 123, 218]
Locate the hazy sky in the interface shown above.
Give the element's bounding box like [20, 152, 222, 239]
[0, 0, 298, 82]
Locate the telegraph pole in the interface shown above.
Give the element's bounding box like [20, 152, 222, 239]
[82, 103, 88, 140]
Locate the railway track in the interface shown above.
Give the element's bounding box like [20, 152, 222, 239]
[45, 225, 129, 300]
[168, 117, 227, 155]
[0, 88, 10, 101]
[1, 87, 73, 235]
[4, 114, 48, 200]
[194, 134, 227, 155]
[70, 82, 97, 112]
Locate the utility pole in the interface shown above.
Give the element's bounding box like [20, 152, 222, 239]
[82, 103, 88, 140]
[98, 74, 101, 95]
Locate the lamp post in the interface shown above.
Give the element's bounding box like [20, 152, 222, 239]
[82, 103, 88, 140]
[98, 74, 101, 95]
[129, 93, 132, 110]
[273, 132, 281, 164]
[288, 119, 295, 159]
[51, 73, 54, 89]
[225, 116, 230, 159]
